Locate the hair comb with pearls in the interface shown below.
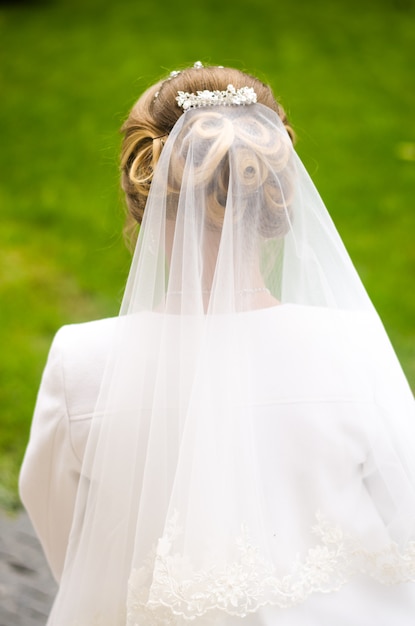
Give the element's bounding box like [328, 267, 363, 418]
[176, 84, 257, 111]
[154, 62, 257, 109]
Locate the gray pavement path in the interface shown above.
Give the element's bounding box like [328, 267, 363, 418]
[0, 508, 57, 626]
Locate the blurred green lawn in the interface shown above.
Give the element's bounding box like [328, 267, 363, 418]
[1, 0, 414, 508]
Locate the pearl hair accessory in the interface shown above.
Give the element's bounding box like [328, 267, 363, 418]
[176, 84, 257, 111]
[154, 62, 204, 100]
[154, 62, 229, 101]
[169, 61, 203, 80]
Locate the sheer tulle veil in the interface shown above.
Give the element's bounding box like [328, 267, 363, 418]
[47, 82, 415, 625]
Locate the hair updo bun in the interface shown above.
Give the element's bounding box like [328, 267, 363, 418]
[120, 65, 295, 243]
[165, 107, 294, 237]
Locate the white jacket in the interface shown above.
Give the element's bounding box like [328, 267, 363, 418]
[19, 309, 415, 625]
[19, 317, 116, 581]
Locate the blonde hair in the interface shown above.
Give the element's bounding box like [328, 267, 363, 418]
[120, 65, 294, 242]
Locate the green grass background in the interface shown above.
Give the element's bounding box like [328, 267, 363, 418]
[1, 0, 414, 508]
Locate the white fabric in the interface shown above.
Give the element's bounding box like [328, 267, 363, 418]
[19, 318, 115, 581]
[20, 102, 415, 624]
[20, 307, 415, 624]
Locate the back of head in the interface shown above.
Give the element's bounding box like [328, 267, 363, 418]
[120, 64, 294, 236]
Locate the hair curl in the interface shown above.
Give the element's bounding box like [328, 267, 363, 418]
[167, 108, 294, 237]
[120, 65, 295, 243]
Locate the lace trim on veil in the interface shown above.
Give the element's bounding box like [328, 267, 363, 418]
[125, 512, 415, 625]
[71, 513, 415, 626]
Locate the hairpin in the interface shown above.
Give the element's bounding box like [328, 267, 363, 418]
[168, 61, 203, 82]
[153, 61, 206, 102]
[152, 134, 168, 145]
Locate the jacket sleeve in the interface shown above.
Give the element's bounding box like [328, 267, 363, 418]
[19, 327, 81, 583]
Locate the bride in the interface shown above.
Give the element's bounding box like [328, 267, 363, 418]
[20, 62, 415, 625]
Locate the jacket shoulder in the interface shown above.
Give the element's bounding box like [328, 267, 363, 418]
[51, 317, 118, 419]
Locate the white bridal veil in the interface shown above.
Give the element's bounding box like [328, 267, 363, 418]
[48, 101, 415, 625]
